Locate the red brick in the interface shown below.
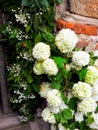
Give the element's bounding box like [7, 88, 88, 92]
[56, 19, 98, 36]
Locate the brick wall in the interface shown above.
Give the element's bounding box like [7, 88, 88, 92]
[56, 0, 98, 51]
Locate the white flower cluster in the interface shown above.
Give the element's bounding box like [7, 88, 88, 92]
[55, 29, 78, 53]
[7, 63, 21, 77]
[47, 89, 64, 107]
[10, 89, 35, 103]
[43, 59, 58, 75]
[42, 108, 56, 124]
[15, 9, 30, 27]
[18, 51, 33, 61]
[10, 82, 35, 103]
[72, 51, 90, 69]
[41, 87, 68, 124]
[77, 97, 97, 113]
[39, 82, 51, 98]
[32, 42, 50, 61]
[33, 61, 44, 75]
[74, 111, 84, 122]
[32, 42, 58, 75]
[85, 66, 98, 86]
[89, 113, 98, 129]
[16, 29, 28, 41]
[72, 81, 92, 100]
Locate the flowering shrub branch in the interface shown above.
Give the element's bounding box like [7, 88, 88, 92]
[1, 0, 98, 130]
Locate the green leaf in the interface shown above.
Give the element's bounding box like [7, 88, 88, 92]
[26, 25, 31, 33]
[79, 68, 87, 81]
[53, 57, 67, 68]
[42, 31, 54, 42]
[34, 32, 42, 43]
[50, 81, 61, 90]
[68, 97, 78, 110]
[63, 109, 73, 120]
[21, 0, 34, 6]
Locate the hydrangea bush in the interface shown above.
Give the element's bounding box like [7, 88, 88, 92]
[0, 0, 98, 130]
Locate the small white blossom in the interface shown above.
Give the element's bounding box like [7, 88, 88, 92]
[32, 42, 50, 61]
[55, 29, 78, 53]
[7, 63, 21, 77]
[43, 58, 58, 75]
[42, 108, 56, 124]
[72, 51, 90, 67]
[72, 81, 92, 100]
[77, 97, 97, 114]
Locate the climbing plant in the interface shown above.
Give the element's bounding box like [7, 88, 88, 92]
[1, 0, 98, 130]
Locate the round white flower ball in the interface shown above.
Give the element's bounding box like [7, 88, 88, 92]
[85, 66, 98, 86]
[32, 42, 50, 61]
[93, 50, 98, 57]
[55, 29, 78, 53]
[47, 89, 63, 107]
[72, 51, 90, 67]
[77, 97, 97, 114]
[93, 59, 98, 69]
[89, 113, 98, 129]
[43, 58, 58, 75]
[39, 82, 51, 98]
[33, 61, 44, 75]
[42, 107, 56, 124]
[58, 123, 68, 130]
[72, 81, 92, 100]
[74, 111, 84, 122]
[91, 80, 98, 101]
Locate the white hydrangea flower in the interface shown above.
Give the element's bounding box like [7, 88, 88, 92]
[33, 61, 44, 75]
[72, 81, 92, 100]
[55, 29, 78, 53]
[77, 97, 97, 114]
[42, 107, 56, 124]
[89, 113, 98, 129]
[93, 50, 98, 57]
[43, 58, 58, 75]
[39, 82, 51, 98]
[47, 89, 63, 107]
[51, 124, 56, 130]
[49, 101, 68, 114]
[74, 111, 84, 122]
[72, 51, 90, 67]
[93, 59, 98, 69]
[32, 42, 50, 61]
[70, 63, 82, 70]
[58, 123, 69, 130]
[91, 80, 98, 101]
[85, 66, 98, 86]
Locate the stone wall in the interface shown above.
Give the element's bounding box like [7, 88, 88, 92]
[56, 0, 98, 51]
